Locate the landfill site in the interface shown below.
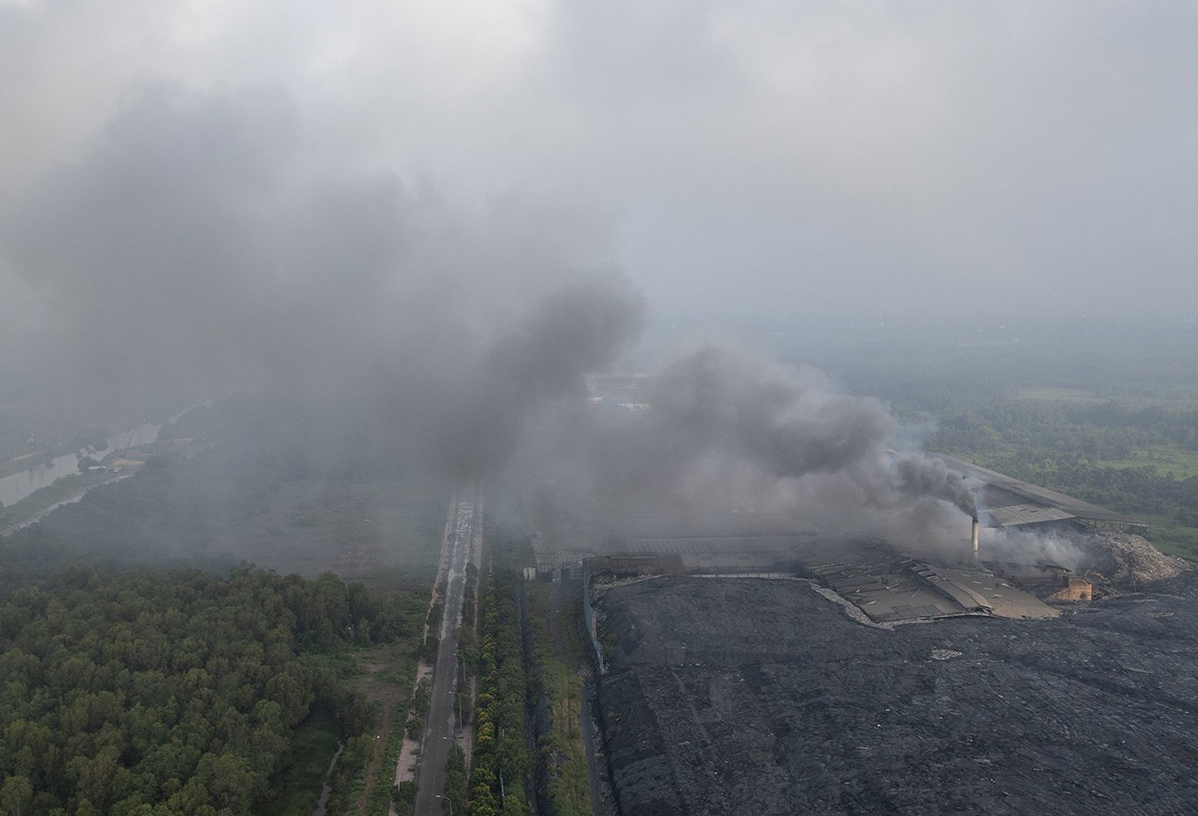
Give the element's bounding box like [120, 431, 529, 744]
[575, 463, 1198, 816]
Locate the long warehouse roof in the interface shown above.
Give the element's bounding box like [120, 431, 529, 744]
[935, 454, 1149, 530]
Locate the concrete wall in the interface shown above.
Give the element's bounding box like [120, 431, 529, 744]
[581, 558, 605, 672]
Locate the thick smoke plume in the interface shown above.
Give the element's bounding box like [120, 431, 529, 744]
[894, 455, 977, 517]
[426, 274, 644, 478]
[982, 527, 1086, 571]
[0, 84, 642, 480]
[0, 84, 974, 542]
[527, 345, 977, 551]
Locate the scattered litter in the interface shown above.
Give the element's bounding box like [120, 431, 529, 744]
[931, 649, 964, 660]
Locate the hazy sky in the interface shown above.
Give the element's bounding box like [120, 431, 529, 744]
[5, 0, 1189, 550]
[1, 0, 1195, 379]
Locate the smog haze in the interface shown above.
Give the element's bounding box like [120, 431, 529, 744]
[5, 6, 1198, 816]
[3, 2, 1196, 385]
[1, 1, 1196, 528]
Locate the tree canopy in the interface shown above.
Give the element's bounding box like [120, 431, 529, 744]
[0, 566, 400, 816]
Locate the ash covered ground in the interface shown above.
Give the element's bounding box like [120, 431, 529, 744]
[594, 576, 1198, 816]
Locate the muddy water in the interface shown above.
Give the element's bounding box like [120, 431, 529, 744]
[312, 742, 345, 816]
[0, 402, 209, 509]
[0, 422, 161, 507]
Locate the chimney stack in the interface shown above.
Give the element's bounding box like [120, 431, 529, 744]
[971, 516, 980, 560]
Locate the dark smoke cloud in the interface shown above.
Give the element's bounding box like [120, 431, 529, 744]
[1, 82, 971, 538]
[652, 347, 890, 478]
[0, 83, 641, 480]
[894, 454, 976, 517]
[425, 273, 644, 478]
[3, 0, 1196, 355]
[530, 345, 976, 546]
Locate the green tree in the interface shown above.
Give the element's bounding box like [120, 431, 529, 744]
[0, 775, 33, 816]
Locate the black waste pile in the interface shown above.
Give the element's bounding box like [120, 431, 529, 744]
[594, 578, 1198, 816]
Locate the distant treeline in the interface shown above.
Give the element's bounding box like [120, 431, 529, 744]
[928, 399, 1198, 553]
[931, 400, 1198, 460]
[0, 566, 413, 816]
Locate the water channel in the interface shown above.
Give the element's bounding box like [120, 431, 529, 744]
[0, 423, 161, 508]
[0, 404, 206, 508]
[312, 742, 345, 816]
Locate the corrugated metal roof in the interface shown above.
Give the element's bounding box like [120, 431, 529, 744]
[806, 555, 1059, 623]
[928, 566, 1060, 620]
[935, 454, 1148, 530]
[986, 504, 1076, 527]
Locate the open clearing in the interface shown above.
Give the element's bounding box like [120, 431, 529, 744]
[218, 479, 445, 580]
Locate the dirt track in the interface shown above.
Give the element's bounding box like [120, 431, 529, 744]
[594, 577, 1198, 816]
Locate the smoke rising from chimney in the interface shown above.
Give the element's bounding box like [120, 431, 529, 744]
[894, 454, 977, 517]
[529, 345, 979, 545]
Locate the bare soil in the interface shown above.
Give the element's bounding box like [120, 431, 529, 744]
[352, 644, 413, 814]
[217, 479, 445, 580]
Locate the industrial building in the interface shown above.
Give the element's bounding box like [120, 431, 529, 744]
[557, 459, 1152, 627]
[936, 454, 1149, 535]
[585, 534, 1059, 627]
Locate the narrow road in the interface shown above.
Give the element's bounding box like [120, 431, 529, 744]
[414, 488, 478, 816]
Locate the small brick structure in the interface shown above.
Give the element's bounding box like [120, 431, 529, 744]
[1047, 576, 1093, 602]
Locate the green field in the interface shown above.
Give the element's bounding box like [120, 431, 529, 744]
[1101, 446, 1198, 480]
[1137, 514, 1198, 560]
[925, 383, 1198, 562]
[527, 582, 591, 816]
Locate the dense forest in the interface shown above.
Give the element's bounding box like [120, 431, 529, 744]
[0, 566, 423, 815]
[0, 402, 444, 816]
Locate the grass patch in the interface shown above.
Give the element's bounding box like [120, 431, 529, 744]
[362, 663, 419, 816]
[349, 566, 440, 596]
[337, 635, 426, 815]
[526, 583, 591, 816]
[222, 479, 448, 578]
[1100, 446, 1198, 480]
[1140, 514, 1198, 561]
[303, 648, 362, 679]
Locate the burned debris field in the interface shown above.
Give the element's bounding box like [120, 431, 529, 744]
[593, 577, 1198, 816]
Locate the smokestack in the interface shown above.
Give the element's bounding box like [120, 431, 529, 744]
[971, 516, 980, 560]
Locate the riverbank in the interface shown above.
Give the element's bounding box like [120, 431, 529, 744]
[0, 468, 133, 535]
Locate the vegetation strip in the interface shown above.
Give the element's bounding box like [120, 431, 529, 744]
[525, 582, 591, 816]
[464, 573, 531, 815]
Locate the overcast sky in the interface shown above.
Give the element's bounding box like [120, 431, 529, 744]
[2, 0, 1195, 378]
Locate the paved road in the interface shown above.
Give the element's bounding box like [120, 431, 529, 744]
[414, 490, 477, 815]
